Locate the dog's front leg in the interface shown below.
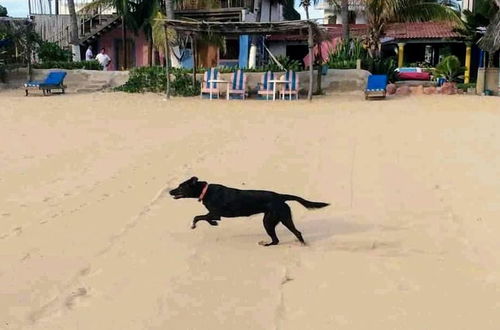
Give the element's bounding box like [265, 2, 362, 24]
[192, 214, 219, 229]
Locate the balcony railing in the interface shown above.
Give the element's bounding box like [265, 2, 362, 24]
[175, 0, 253, 11]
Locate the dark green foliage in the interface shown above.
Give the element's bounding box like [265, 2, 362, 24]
[328, 39, 366, 69]
[0, 5, 7, 17]
[456, 82, 476, 90]
[362, 56, 398, 82]
[115, 66, 200, 96]
[170, 69, 200, 96]
[432, 55, 465, 82]
[33, 60, 102, 70]
[261, 55, 302, 72]
[37, 41, 72, 62]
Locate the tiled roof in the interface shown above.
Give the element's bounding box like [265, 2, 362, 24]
[268, 21, 464, 41]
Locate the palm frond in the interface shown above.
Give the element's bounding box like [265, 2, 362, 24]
[79, 0, 114, 14]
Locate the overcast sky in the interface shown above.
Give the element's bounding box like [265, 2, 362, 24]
[0, 0, 323, 20]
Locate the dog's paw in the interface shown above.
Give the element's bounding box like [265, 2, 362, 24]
[258, 241, 279, 247]
[208, 220, 218, 226]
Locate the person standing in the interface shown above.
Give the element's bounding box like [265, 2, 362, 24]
[85, 45, 94, 61]
[95, 48, 111, 71]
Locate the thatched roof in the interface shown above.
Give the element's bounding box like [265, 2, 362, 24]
[162, 19, 327, 43]
[478, 11, 500, 53]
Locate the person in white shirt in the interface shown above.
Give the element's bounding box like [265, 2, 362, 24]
[85, 45, 93, 61]
[95, 48, 111, 71]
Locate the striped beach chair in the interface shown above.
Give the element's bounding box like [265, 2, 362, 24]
[279, 70, 299, 100]
[228, 69, 247, 99]
[200, 67, 220, 99]
[257, 71, 275, 100]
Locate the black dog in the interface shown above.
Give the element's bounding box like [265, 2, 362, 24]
[169, 177, 329, 246]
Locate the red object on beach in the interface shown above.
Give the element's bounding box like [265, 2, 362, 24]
[397, 72, 431, 81]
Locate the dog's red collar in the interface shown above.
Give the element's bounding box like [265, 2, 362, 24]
[198, 183, 209, 202]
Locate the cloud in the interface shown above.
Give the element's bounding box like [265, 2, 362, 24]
[0, 0, 29, 17]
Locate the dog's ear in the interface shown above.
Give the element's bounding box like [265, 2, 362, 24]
[190, 176, 198, 183]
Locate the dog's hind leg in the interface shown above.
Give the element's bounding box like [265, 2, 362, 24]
[192, 213, 220, 229]
[259, 212, 280, 246]
[278, 202, 306, 245]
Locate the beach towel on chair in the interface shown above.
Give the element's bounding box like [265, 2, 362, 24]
[201, 68, 220, 98]
[257, 71, 275, 98]
[229, 69, 247, 99]
[280, 71, 299, 100]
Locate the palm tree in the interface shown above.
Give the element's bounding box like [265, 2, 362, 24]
[341, 0, 349, 39]
[67, 0, 80, 61]
[477, 0, 500, 67]
[363, 0, 462, 58]
[299, 0, 319, 20]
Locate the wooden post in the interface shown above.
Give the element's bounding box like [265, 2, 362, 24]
[55, 0, 59, 15]
[307, 24, 313, 101]
[28, 0, 32, 15]
[27, 21, 33, 81]
[192, 34, 197, 89]
[164, 24, 171, 99]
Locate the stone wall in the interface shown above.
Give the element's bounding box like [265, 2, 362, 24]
[2, 68, 369, 94]
[2, 68, 130, 93]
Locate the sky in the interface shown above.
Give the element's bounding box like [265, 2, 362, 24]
[0, 0, 323, 20]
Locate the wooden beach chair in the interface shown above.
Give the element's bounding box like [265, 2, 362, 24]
[200, 67, 220, 99]
[365, 74, 388, 100]
[257, 71, 275, 100]
[24, 71, 67, 96]
[279, 70, 300, 100]
[228, 69, 247, 99]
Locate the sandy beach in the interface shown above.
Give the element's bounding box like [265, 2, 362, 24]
[1, 90, 499, 329]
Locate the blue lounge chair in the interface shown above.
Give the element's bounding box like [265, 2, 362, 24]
[24, 71, 67, 96]
[365, 74, 388, 100]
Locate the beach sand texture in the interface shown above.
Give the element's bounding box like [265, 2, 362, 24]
[1, 91, 499, 329]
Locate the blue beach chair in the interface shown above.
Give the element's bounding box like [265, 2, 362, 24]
[257, 71, 275, 100]
[280, 70, 300, 100]
[228, 69, 247, 99]
[24, 71, 67, 96]
[365, 74, 388, 100]
[200, 67, 220, 99]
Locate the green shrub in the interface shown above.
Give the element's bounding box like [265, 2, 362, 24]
[456, 82, 476, 90]
[362, 56, 397, 82]
[261, 55, 302, 72]
[33, 60, 102, 70]
[433, 55, 465, 83]
[115, 66, 200, 96]
[328, 39, 366, 69]
[37, 41, 72, 62]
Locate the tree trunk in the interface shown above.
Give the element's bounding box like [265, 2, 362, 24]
[148, 32, 153, 66]
[249, 0, 263, 68]
[307, 24, 313, 101]
[121, 16, 128, 70]
[341, 0, 349, 40]
[192, 34, 197, 89]
[304, 5, 310, 20]
[67, 0, 80, 61]
[165, 0, 174, 20]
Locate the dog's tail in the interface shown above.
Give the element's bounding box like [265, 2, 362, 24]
[281, 195, 330, 209]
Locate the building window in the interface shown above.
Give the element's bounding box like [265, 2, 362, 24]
[220, 38, 239, 60]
